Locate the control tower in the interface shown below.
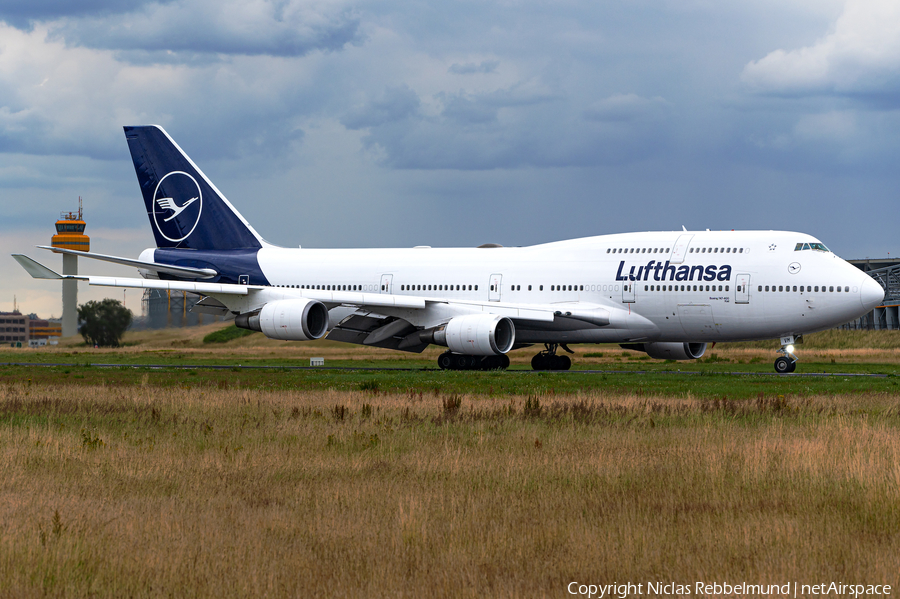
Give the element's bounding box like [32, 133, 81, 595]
[51, 197, 90, 337]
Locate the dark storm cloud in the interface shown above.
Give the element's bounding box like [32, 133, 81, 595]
[0, 0, 163, 28]
[47, 0, 362, 57]
[342, 85, 670, 170]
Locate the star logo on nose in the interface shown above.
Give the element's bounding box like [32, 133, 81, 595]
[769, 244, 777, 251]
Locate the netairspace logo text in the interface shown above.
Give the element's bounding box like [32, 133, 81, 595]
[566, 581, 892, 598]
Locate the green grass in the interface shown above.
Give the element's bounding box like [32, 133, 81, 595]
[1, 362, 899, 400]
[202, 325, 258, 344]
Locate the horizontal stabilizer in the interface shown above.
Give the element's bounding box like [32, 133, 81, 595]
[12, 254, 69, 280]
[37, 246, 218, 279]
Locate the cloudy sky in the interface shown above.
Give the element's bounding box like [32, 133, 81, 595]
[2, 0, 900, 317]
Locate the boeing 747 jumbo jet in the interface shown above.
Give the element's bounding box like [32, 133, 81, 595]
[13, 126, 885, 372]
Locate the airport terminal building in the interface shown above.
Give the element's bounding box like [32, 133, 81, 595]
[845, 258, 900, 330]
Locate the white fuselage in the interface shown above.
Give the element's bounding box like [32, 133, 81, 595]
[245, 230, 882, 345]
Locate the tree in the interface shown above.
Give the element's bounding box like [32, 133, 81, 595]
[77, 299, 133, 347]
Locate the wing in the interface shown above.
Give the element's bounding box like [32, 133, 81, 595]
[13, 255, 653, 351]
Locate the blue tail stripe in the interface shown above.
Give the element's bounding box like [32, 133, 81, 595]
[124, 126, 263, 251]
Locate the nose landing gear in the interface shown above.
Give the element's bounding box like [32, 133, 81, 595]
[774, 335, 800, 373]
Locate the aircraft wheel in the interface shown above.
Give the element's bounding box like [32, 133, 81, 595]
[531, 354, 548, 371]
[555, 355, 571, 371]
[787, 360, 797, 373]
[438, 352, 454, 370]
[483, 355, 509, 370]
[455, 354, 473, 370]
[774, 356, 793, 373]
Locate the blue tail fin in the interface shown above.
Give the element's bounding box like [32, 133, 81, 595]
[124, 125, 266, 250]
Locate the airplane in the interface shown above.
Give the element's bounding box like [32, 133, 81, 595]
[13, 125, 885, 373]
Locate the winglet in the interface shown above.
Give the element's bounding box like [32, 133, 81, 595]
[12, 254, 65, 279]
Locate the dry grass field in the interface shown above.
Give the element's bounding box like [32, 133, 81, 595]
[1, 376, 899, 597]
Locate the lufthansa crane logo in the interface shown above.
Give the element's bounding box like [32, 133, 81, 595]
[151, 171, 203, 243]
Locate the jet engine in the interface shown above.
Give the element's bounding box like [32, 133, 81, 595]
[620, 342, 707, 360]
[432, 314, 515, 355]
[235, 299, 330, 341]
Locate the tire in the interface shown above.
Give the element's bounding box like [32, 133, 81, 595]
[787, 360, 797, 373]
[531, 354, 548, 371]
[500, 354, 510, 370]
[557, 355, 571, 371]
[438, 352, 454, 370]
[774, 356, 792, 373]
[454, 354, 471, 370]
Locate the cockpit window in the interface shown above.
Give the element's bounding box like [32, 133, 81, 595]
[795, 242, 830, 252]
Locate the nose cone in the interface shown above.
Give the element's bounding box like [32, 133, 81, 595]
[860, 276, 885, 312]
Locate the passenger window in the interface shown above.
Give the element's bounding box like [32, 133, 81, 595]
[725, 285, 729, 291]
[793, 286, 797, 292]
[644, 285, 648, 291]
[845, 286, 849, 292]
[829, 286, 834, 292]
[474, 285, 478, 291]
[779, 286, 783, 292]
[540, 285, 543, 291]
[528, 285, 532, 291]
[579, 285, 583, 291]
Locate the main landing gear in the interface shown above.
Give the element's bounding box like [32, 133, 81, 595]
[531, 343, 573, 371]
[774, 335, 800, 374]
[437, 352, 510, 371]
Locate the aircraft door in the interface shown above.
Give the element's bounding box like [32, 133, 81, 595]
[735, 274, 750, 304]
[622, 282, 635, 303]
[670, 234, 694, 264]
[489, 274, 502, 301]
[380, 274, 393, 294]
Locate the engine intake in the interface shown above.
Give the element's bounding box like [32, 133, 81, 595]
[235, 299, 329, 341]
[433, 314, 515, 355]
[620, 342, 707, 360]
